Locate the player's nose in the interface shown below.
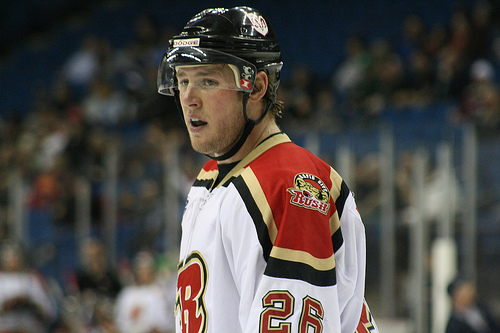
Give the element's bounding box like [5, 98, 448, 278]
[180, 86, 201, 108]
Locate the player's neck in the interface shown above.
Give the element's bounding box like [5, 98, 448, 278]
[218, 118, 280, 164]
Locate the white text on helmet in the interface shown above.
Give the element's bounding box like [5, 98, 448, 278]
[173, 38, 201, 47]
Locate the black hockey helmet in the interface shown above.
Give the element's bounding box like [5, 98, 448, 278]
[157, 6, 282, 104]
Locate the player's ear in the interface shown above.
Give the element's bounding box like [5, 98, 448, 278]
[249, 71, 268, 102]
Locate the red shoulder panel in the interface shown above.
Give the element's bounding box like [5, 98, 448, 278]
[247, 142, 337, 260]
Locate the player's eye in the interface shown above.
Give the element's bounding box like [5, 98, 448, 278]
[178, 79, 189, 87]
[201, 78, 218, 87]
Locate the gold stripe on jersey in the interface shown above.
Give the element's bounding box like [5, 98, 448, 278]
[329, 211, 340, 237]
[197, 169, 218, 182]
[216, 133, 291, 188]
[270, 246, 336, 272]
[329, 167, 343, 235]
[240, 167, 278, 243]
[329, 167, 343, 202]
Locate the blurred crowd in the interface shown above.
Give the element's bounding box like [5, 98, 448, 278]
[0, 238, 176, 332]
[278, 1, 500, 133]
[0, 0, 500, 331]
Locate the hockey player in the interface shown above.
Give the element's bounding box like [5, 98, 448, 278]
[157, 6, 379, 332]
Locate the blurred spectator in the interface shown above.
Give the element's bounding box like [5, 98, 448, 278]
[468, 1, 494, 60]
[0, 241, 57, 332]
[131, 14, 160, 60]
[448, 9, 471, 57]
[394, 49, 436, 107]
[425, 24, 448, 57]
[435, 8, 472, 99]
[332, 35, 372, 101]
[37, 113, 70, 171]
[394, 149, 461, 224]
[313, 88, 341, 131]
[114, 251, 174, 333]
[435, 45, 470, 99]
[48, 78, 78, 117]
[62, 36, 101, 96]
[352, 39, 406, 119]
[371, 41, 406, 101]
[82, 77, 130, 126]
[70, 237, 122, 300]
[26, 108, 77, 226]
[446, 276, 500, 333]
[65, 238, 122, 331]
[353, 153, 381, 218]
[424, 162, 461, 223]
[62, 112, 90, 175]
[395, 151, 414, 214]
[29, 172, 60, 210]
[459, 58, 500, 133]
[397, 14, 427, 63]
[280, 65, 315, 130]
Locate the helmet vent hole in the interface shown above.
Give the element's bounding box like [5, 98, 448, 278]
[185, 26, 206, 34]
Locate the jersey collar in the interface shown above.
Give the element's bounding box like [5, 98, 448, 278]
[214, 132, 290, 188]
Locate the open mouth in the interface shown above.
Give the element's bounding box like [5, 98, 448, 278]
[190, 119, 207, 127]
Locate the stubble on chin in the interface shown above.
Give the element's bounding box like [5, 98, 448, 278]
[188, 125, 240, 157]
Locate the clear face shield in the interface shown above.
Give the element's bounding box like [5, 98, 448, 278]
[157, 47, 257, 96]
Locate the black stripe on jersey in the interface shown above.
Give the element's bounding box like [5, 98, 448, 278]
[332, 227, 343, 253]
[221, 176, 237, 187]
[193, 179, 214, 189]
[330, 181, 348, 253]
[335, 181, 350, 220]
[232, 176, 273, 262]
[265, 257, 337, 287]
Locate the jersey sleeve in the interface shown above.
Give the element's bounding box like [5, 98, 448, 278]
[335, 191, 367, 332]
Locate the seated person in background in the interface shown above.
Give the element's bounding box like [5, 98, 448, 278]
[66, 237, 122, 330]
[71, 237, 122, 301]
[446, 276, 500, 333]
[0, 241, 57, 333]
[114, 251, 174, 333]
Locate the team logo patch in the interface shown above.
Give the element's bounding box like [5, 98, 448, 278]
[288, 173, 330, 215]
[246, 12, 268, 36]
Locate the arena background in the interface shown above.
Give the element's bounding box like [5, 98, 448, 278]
[0, 0, 499, 332]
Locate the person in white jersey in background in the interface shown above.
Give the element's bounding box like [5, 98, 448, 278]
[0, 241, 57, 333]
[114, 251, 174, 333]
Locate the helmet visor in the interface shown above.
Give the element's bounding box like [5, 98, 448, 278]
[157, 47, 257, 96]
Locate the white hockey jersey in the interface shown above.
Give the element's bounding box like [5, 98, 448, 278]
[0, 272, 57, 332]
[115, 283, 175, 333]
[175, 133, 378, 332]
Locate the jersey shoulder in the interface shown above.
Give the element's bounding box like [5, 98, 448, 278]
[248, 141, 346, 218]
[231, 141, 350, 286]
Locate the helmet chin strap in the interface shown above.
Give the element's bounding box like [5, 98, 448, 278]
[208, 93, 271, 162]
